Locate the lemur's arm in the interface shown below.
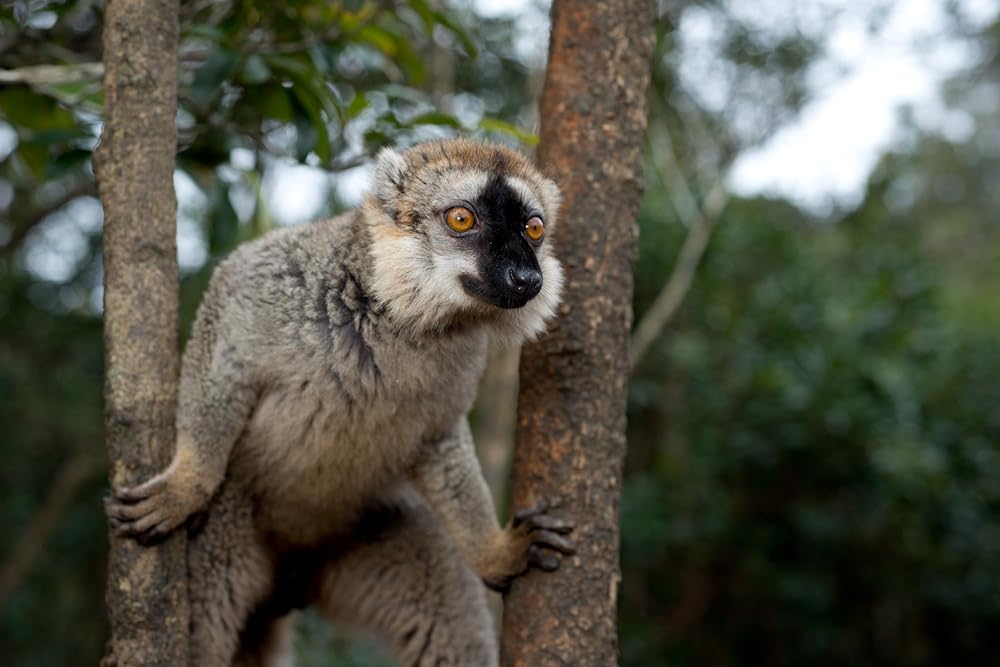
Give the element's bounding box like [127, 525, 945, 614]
[106, 294, 257, 544]
[410, 417, 575, 590]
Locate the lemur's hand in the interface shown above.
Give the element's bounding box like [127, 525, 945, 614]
[481, 499, 575, 592]
[105, 449, 212, 545]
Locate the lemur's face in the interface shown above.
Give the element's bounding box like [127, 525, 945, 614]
[368, 139, 564, 340]
[444, 173, 548, 310]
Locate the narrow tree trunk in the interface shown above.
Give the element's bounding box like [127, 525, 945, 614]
[500, 1, 655, 665]
[94, 1, 188, 664]
[474, 343, 520, 503]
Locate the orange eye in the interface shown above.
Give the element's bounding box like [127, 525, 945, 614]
[445, 206, 476, 233]
[525, 216, 545, 242]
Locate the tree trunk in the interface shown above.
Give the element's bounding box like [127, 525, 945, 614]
[500, 1, 655, 666]
[474, 343, 521, 503]
[94, 1, 188, 664]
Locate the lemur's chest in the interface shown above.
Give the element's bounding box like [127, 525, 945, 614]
[236, 330, 486, 535]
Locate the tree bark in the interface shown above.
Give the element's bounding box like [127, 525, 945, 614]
[500, 1, 655, 666]
[94, 1, 188, 664]
[474, 343, 521, 503]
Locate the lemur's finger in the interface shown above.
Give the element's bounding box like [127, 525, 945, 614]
[528, 544, 560, 571]
[513, 499, 550, 526]
[532, 530, 576, 555]
[113, 512, 176, 546]
[136, 521, 174, 547]
[112, 512, 158, 538]
[105, 496, 158, 521]
[526, 513, 574, 533]
[116, 474, 167, 503]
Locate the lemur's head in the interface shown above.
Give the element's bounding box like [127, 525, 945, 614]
[365, 138, 563, 341]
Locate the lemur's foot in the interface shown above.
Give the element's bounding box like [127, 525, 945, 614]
[482, 499, 576, 591]
[512, 499, 576, 571]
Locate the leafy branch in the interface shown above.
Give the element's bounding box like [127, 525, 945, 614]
[630, 120, 729, 372]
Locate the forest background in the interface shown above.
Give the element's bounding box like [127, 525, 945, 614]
[1, 0, 999, 665]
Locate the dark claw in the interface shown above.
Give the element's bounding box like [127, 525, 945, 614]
[525, 513, 574, 534]
[106, 497, 157, 524]
[186, 510, 209, 536]
[132, 520, 172, 546]
[532, 529, 576, 555]
[528, 545, 560, 571]
[513, 499, 549, 526]
[136, 529, 167, 547]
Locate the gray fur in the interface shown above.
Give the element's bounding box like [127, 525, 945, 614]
[107, 139, 573, 666]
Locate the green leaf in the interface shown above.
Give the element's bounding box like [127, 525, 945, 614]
[363, 129, 390, 152]
[266, 55, 340, 120]
[405, 0, 477, 57]
[294, 110, 318, 163]
[431, 10, 478, 58]
[241, 55, 272, 85]
[191, 48, 239, 110]
[380, 84, 430, 105]
[31, 128, 83, 147]
[184, 24, 227, 43]
[478, 117, 538, 146]
[392, 34, 426, 84]
[267, 55, 340, 157]
[0, 86, 76, 132]
[290, 86, 331, 164]
[207, 178, 240, 255]
[407, 111, 461, 128]
[358, 24, 399, 56]
[407, 0, 436, 32]
[336, 4, 380, 33]
[244, 85, 294, 123]
[345, 92, 369, 119]
[244, 170, 273, 238]
[17, 142, 48, 179]
[44, 148, 91, 179]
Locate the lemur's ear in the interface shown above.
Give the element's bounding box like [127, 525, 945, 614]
[538, 176, 562, 226]
[373, 147, 408, 213]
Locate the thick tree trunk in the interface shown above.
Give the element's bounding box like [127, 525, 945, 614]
[500, 1, 654, 666]
[94, 1, 188, 664]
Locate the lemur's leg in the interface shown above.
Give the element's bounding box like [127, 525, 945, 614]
[316, 487, 498, 667]
[233, 613, 296, 667]
[186, 481, 274, 666]
[410, 417, 576, 591]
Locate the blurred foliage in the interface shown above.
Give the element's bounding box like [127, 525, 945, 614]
[625, 192, 1000, 666]
[2, 0, 999, 665]
[624, 7, 1000, 666]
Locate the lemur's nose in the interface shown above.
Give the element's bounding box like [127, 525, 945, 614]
[508, 267, 542, 299]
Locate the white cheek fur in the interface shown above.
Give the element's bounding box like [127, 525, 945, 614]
[368, 215, 563, 341]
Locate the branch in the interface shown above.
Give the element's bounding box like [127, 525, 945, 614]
[0, 179, 97, 260]
[629, 126, 728, 372]
[0, 62, 103, 86]
[0, 451, 103, 606]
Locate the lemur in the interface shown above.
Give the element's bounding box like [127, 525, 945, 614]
[106, 139, 573, 666]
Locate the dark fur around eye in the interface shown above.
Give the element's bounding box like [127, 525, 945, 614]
[458, 176, 544, 309]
